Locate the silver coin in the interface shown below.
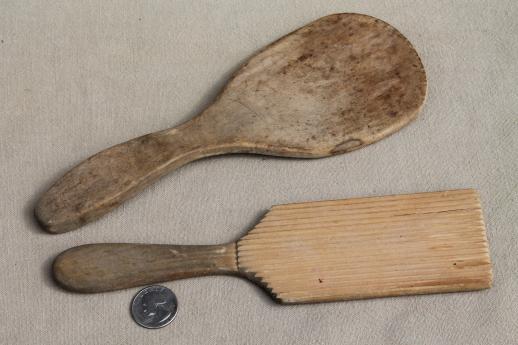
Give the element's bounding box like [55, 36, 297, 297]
[131, 285, 178, 329]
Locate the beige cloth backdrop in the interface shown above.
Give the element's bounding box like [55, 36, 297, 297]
[1, 1, 517, 344]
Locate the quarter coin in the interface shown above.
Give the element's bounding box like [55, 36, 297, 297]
[131, 285, 178, 329]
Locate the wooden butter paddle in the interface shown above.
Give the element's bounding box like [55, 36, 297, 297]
[53, 190, 492, 304]
[36, 13, 427, 233]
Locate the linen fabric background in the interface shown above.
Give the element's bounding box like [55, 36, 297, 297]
[1, 1, 517, 344]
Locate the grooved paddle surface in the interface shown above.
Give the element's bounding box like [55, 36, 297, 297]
[237, 190, 492, 304]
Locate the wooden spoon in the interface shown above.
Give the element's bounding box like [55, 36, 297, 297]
[36, 13, 427, 233]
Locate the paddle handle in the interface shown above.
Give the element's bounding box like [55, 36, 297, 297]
[53, 243, 238, 293]
[35, 118, 229, 233]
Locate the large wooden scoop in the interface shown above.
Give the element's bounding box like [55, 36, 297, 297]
[53, 190, 491, 304]
[36, 13, 427, 233]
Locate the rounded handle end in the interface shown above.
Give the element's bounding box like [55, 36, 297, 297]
[53, 243, 239, 293]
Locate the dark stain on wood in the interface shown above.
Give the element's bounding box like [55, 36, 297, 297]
[35, 13, 427, 233]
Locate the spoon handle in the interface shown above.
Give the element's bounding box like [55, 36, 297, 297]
[53, 243, 238, 293]
[36, 119, 227, 233]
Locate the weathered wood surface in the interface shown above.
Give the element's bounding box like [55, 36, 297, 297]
[54, 190, 491, 304]
[54, 243, 237, 293]
[36, 13, 427, 233]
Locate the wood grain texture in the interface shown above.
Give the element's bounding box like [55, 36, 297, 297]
[53, 243, 237, 293]
[238, 189, 492, 303]
[54, 190, 491, 304]
[36, 13, 427, 233]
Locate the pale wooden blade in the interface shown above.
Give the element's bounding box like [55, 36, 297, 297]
[237, 189, 492, 304]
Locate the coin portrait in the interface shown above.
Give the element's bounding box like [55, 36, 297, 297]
[131, 285, 178, 329]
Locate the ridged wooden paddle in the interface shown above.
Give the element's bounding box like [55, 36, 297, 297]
[36, 13, 427, 233]
[53, 189, 492, 304]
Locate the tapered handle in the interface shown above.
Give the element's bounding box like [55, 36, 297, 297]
[35, 118, 228, 233]
[53, 243, 238, 293]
